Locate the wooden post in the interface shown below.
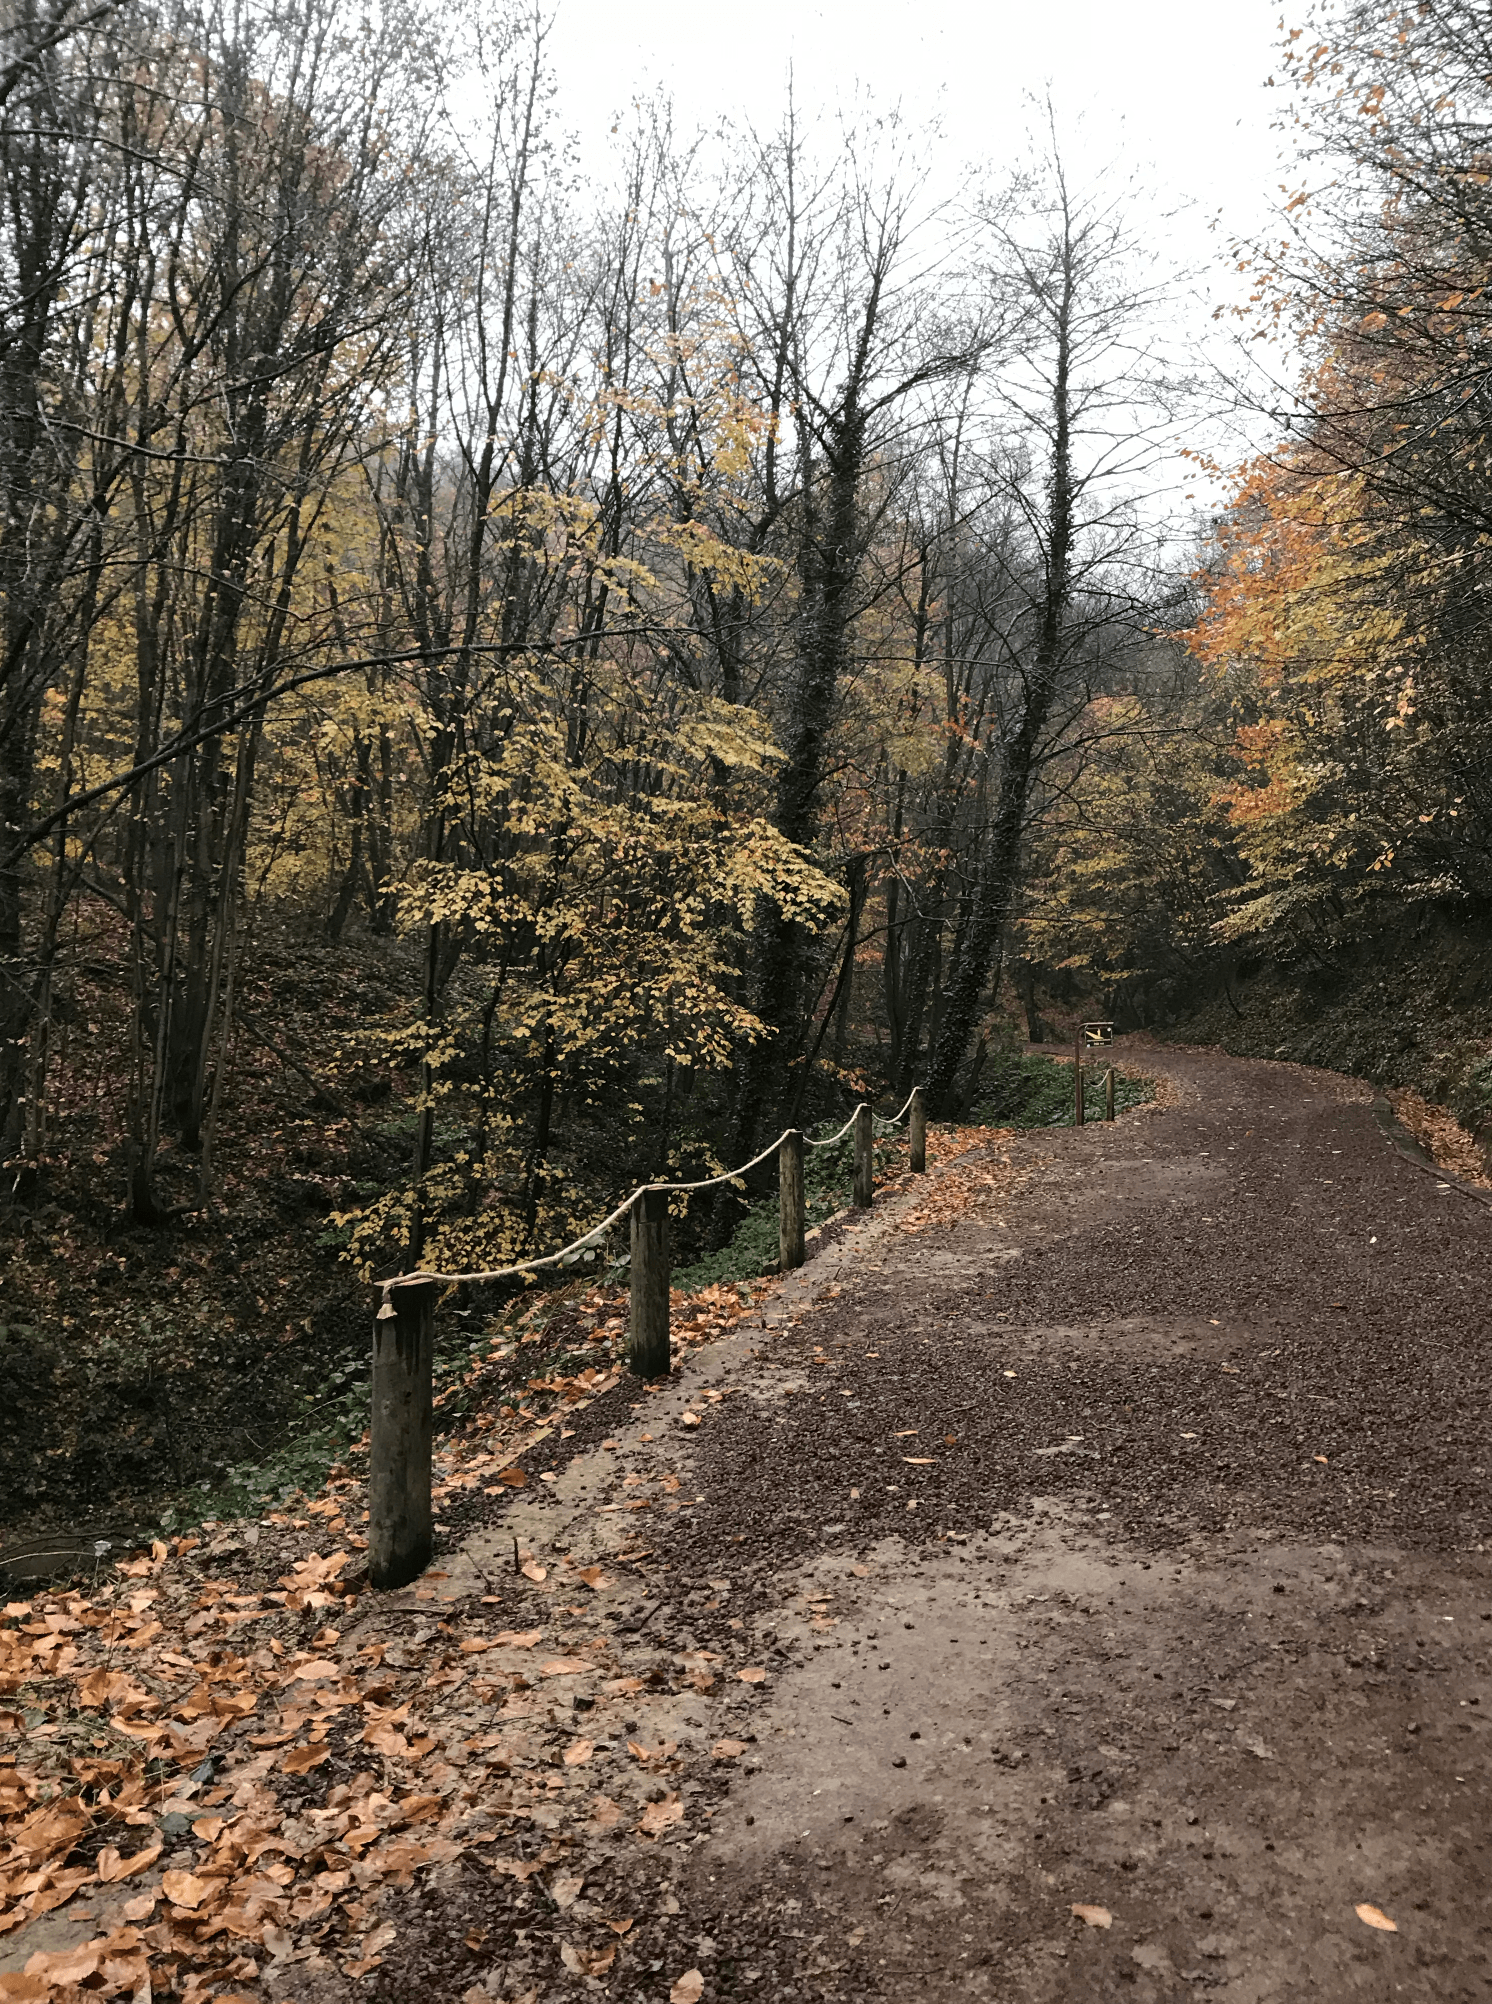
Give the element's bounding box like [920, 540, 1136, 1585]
[909, 1086, 927, 1174]
[629, 1187, 671, 1378]
[369, 1280, 436, 1591]
[1104, 1066, 1116, 1121]
[852, 1102, 874, 1209]
[779, 1130, 805, 1270]
[1073, 1030, 1084, 1126]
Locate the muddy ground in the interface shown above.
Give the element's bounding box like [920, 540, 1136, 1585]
[7, 1042, 1490, 2002]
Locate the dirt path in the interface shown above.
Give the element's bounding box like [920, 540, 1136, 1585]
[345, 1043, 1489, 2004]
[9, 1043, 1488, 2003]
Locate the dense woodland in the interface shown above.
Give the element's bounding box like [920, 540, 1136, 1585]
[2, 0, 1492, 1502]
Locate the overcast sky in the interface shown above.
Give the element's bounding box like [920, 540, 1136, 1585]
[546, 0, 1291, 247]
[528, 0, 1299, 511]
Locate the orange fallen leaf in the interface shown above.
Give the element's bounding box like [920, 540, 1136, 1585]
[1314, 1455, 1329, 1465]
[604, 1676, 644, 1694]
[161, 1870, 212, 1910]
[680, 1413, 701, 1428]
[495, 1628, 543, 1648]
[1356, 1903, 1397, 1932]
[493, 1856, 548, 1881]
[120, 1893, 156, 1922]
[737, 1667, 766, 1684]
[575, 1566, 611, 1589]
[20, 1944, 102, 1985]
[282, 1742, 330, 1774]
[563, 1739, 595, 1766]
[561, 1942, 616, 1976]
[96, 1842, 161, 1883]
[492, 1467, 527, 1487]
[521, 1561, 547, 1583]
[637, 1793, 684, 1838]
[671, 1971, 705, 2004]
[606, 1916, 635, 1935]
[540, 1657, 591, 1677]
[1071, 1903, 1112, 1929]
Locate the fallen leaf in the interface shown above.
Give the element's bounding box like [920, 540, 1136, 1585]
[636, 1793, 684, 1838]
[588, 1796, 623, 1829]
[1071, 1904, 1112, 1929]
[1314, 1455, 1329, 1465]
[539, 1657, 591, 1677]
[711, 1739, 747, 1760]
[551, 1875, 585, 1910]
[563, 1739, 595, 1766]
[560, 1942, 616, 1976]
[161, 1870, 212, 1910]
[680, 1412, 702, 1428]
[606, 1916, 634, 1935]
[494, 1856, 548, 1881]
[521, 1561, 547, 1583]
[20, 1943, 102, 1984]
[282, 1743, 330, 1774]
[604, 1675, 644, 1694]
[495, 1628, 543, 1648]
[670, 1971, 705, 2004]
[492, 1466, 527, 1487]
[737, 1667, 766, 1684]
[1356, 1903, 1397, 1933]
[902, 1457, 935, 1465]
[97, 1842, 161, 1882]
[120, 1893, 156, 1922]
[575, 1566, 611, 1589]
[892, 1429, 918, 1438]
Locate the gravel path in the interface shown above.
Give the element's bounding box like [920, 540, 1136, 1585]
[366, 1044, 1492, 2004]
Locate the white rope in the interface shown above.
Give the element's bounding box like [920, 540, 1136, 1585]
[803, 1109, 861, 1149]
[376, 1090, 921, 1306]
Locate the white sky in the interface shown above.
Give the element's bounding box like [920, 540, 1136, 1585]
[540, 0, 1299, 506]
[546, 0, 1292, 252]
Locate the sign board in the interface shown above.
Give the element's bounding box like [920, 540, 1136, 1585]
[1081, 1021, 1114, 1047]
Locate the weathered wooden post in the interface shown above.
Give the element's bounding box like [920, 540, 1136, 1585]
[909, 1087, 927, 1174]
[369, 1279, 437, 1590]
[629, 1187, 671, 1378]
[1104, 1067, 1116, 1122]
[852, 1102, 874, 1209]
[779, 1130, 805, 1270]
[1073, 1029, 1085, 1126]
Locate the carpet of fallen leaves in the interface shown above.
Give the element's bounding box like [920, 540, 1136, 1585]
[0, 1130, 1019, 2000]
[1387, 1084, 1492, 1192]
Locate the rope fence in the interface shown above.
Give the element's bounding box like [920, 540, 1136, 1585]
[367, 1088, 927, 1589]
